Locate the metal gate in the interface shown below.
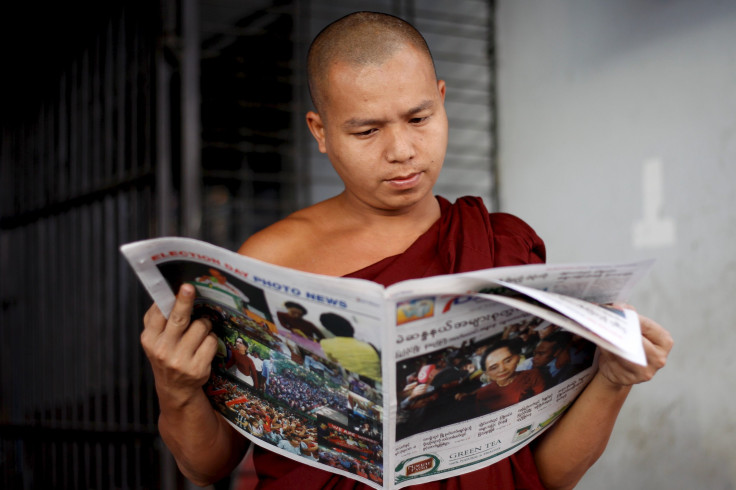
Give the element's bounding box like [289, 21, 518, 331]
[0, 1, 496, 488]
[1, 1, 172, 488]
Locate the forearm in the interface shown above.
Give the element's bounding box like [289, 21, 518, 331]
[533, 372, 631, 490]
[158, 389, 248, 486]
[141, 289, 249, 486]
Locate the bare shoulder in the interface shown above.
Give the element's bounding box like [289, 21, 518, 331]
[238, 194, 441, 275]
[237, 213, 312, 264]
[237, 202, 329, 268]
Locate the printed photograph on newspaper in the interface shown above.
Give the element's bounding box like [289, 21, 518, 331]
[153, 259, 386, 486]
[388, 292, 597, 485]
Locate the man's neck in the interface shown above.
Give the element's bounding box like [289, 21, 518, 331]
[330, 191, 441, 236]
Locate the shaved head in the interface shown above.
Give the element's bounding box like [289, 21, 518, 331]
[307, 11, 436, 115]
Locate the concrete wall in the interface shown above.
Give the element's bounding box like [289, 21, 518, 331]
[496, 1, 736, 488]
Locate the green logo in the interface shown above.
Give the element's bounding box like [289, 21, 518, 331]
[395, 454, 441, 481]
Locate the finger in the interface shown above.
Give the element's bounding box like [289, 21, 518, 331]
[141, 303, 169, 356]
[597, 350, 642, 386]
[639, 315, 674, 351]
[179, 316, 214, 356]
[143, 303, 166, 336]
[192, 331, 219, 368]
[164, 284, 197, 338]
[174, 331, 218, 387]
[639, 329, 670, 373]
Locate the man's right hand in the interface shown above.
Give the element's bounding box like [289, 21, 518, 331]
[140, 283, 248, 484]
[141, 283, 218, 408]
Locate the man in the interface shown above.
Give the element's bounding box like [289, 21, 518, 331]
[529, 331, 578, 389]
[141, 11, 673, 489]
[276, 301, 324, 341]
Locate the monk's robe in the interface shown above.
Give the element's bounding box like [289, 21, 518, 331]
[251, 196, 547, 489]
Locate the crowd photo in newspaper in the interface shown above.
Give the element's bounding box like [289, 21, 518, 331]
[153, 257, 387, 485]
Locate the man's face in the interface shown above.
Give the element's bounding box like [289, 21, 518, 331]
[532, 341, 557, 368]
[484, 347, 520, 384]
[306, 45, 448, 213]
[538, 324, 556, 339]
[287, 306, 304, 318]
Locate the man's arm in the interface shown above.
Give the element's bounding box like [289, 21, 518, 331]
[532, 313, 673, 490]
[141, 284, 248, 485]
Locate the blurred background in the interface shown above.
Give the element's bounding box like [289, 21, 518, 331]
[1, 0, 733, 488]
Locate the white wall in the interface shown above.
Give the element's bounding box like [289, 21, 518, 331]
[496, 1, 736, 488]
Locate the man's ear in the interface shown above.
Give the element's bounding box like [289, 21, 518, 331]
[306, 111, 327, 154]
[437, 79, 446, 102]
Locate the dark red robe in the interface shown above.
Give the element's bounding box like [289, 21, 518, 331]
[475, 369, 547, 415]
[251, 196, 547, 489]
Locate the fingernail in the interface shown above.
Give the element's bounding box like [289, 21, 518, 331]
[180, 283, 195, 297]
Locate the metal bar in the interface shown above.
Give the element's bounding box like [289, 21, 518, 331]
[88, 199, 101, 430]
[129, 13, 139, 186]
[103, 194, 115, 429]
[156, 1, 173, 237]
[140, 15, 155, 178]
[69, 56, 79, 203]
[58, 72, 69, 202]
[181, 0, 202, 238]
[116, 189, 130, 429]
[104, 18, 115, 184]
[92, 35, 102, 189]
[95, 441, 102, 489]
[292, 0, 310, 211]
[81, 46, 90, 194]
[116, 7, 127, 184]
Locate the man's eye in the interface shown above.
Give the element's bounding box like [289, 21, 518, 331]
[410, 116, 429, 124]
[355, 128, 376, 136]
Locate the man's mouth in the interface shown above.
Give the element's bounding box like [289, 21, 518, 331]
[386, 172, 422, 187]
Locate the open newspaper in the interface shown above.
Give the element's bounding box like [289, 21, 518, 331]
[121, 237, 652, 489]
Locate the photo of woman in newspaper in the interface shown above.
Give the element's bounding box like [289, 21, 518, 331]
[395, 318, 596, 440]
[456, 339, 545, 414]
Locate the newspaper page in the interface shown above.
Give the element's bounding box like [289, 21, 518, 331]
[381, 261, 652, 487]
[121, 237, 652, 489]
[122, 237, 392, 488]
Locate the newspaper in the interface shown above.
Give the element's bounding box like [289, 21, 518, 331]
[121, 237, 652, 489]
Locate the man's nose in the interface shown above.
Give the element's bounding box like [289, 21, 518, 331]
[385, 125, 415, 163]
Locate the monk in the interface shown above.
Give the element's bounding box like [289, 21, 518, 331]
[140, 11, 673, 489]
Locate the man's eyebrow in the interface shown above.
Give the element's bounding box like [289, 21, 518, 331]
[342, 117, 384, 130]
[405, 99, 435, 117]
[341, 100, 435, 129]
